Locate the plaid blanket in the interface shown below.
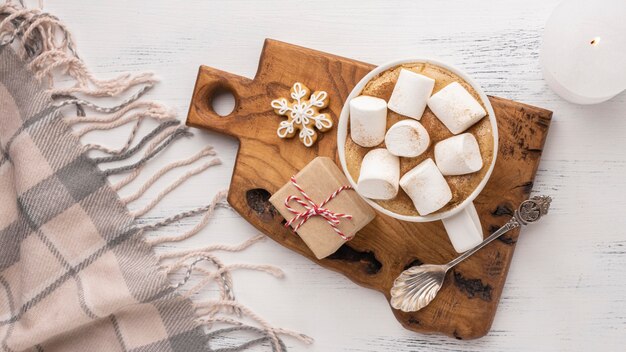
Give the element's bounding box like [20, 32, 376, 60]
[0, 44, 208, 352]
[0, 2, 311, 351]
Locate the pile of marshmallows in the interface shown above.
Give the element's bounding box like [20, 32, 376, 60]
[351, 68, 487, 216]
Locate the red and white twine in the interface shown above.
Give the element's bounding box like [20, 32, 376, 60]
[283, 176, 354, 241]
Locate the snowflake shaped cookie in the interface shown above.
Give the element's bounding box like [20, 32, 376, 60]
[270, 82, 332, 147]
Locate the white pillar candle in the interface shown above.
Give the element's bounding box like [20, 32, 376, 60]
[399, 158, 452, 216]
[541, 0, 626, 104]
[434, 133, 483, 176]
[357, 148, 400, 200]
[387, 69, 435, 120]
[384, 119, 430, 157]
[427, 82, 486, 135]
[349, 95, 388, 147]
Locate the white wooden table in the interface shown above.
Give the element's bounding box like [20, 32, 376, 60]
[46, 0, 626, 350]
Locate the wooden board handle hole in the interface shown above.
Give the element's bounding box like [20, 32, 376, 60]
[208, 85, 237, 117]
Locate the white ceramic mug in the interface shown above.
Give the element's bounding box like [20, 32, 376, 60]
[337, 58, 498, 253]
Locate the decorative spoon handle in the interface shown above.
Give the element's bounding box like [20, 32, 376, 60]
[446, 195, 552, 269]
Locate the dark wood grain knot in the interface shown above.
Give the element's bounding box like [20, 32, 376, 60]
[513, 181, 534, 194]
[490, 225, 517, 245]
[498, 236, 517, 245]
[245, 188, 276, 222]
[453, 271, 493, 302]
[403, 258, 424, 271]
[491, 203, 514, 217]
[408, 317, 421, 326]
[327, 245, 382, 275]
[453, 330, 463, 340]
[486, 252, 506, 276]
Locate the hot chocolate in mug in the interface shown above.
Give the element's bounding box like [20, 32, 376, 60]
[337, 58, 499, 253]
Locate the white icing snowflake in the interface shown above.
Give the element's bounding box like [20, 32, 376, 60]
[270, 82, 332, 147]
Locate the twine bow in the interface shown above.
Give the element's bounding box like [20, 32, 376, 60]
[283, 176, 354, 241]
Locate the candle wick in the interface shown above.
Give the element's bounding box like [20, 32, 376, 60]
[590, 37, 601, 46]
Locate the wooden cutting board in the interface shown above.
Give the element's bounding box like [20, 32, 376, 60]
[186, 39, 552, 339]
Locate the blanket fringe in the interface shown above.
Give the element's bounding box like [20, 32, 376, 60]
[196, 300, 313, 352]
[121, 146, 217, 204]
[146, 201, 299, 352]
[129, 158, 222, 218]
[101, 127, 191, 176]
[156, 235, 266, 260]
[145, 190, 228, 245]
[111, 125, 183, 191]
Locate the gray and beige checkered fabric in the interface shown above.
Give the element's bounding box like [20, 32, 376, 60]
[0, 46, 208, 351]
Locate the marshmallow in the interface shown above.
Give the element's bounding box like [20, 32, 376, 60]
[399, 158, 452, 216]
[434, 133, 483, 176]
[349, 95, 387, 147]
[357, 148, 400, 200]
[427, 82, 487, 134]
[384, 119, 430, 158]
[388, 69, 435, 120]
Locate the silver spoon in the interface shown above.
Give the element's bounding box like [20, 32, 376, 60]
[390, 195, 552, 312]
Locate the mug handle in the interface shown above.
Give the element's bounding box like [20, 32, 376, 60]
[441, 202, 484, 253]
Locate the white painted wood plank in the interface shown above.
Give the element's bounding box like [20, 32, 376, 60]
[41, 0, 626, 350]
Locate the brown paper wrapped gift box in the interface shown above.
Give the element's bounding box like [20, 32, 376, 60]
[269, 157, 376, 259]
